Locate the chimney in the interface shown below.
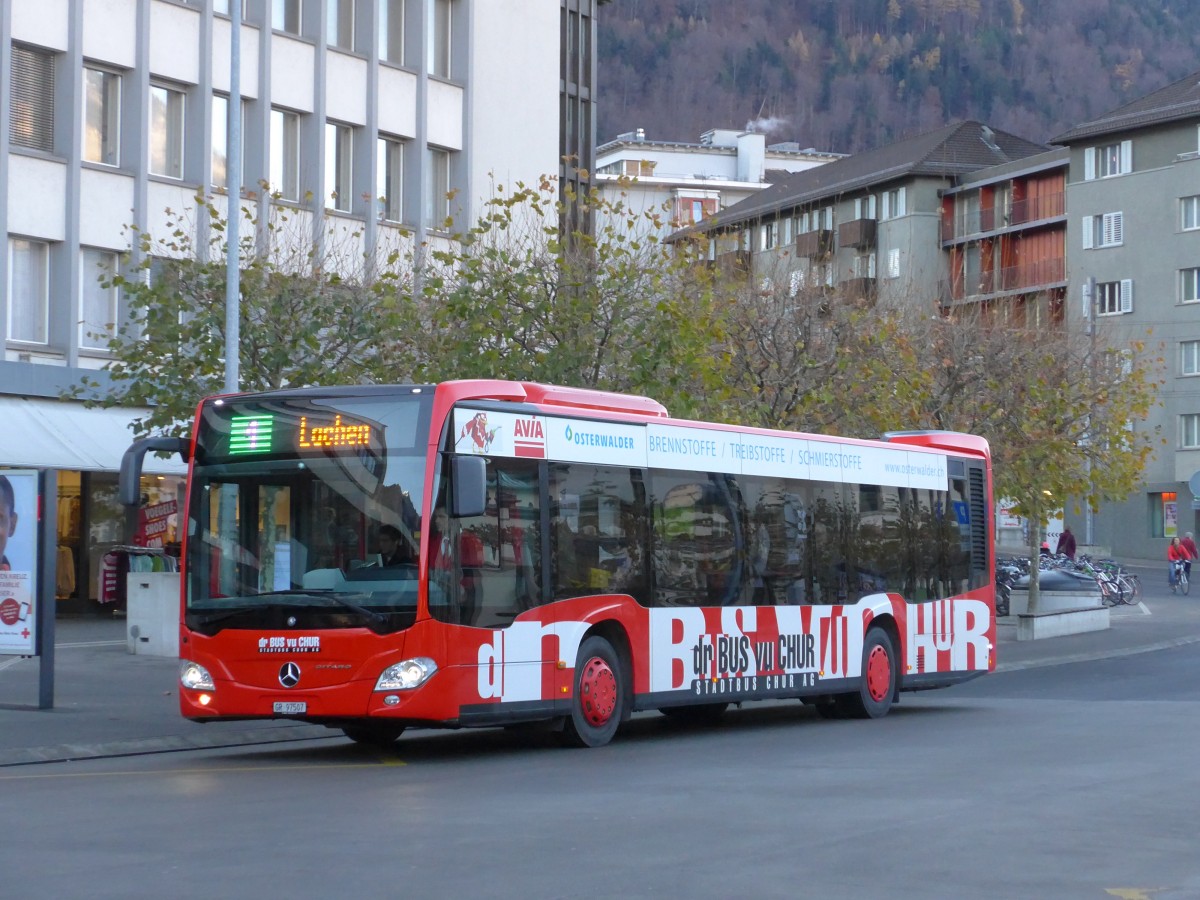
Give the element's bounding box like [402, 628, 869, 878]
[737, 132, 766, 183]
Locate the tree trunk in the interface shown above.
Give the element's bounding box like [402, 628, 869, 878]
[1026, 528, 1041, 615]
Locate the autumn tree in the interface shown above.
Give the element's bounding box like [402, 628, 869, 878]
[721, 275, 1163, 613]
[397, 177, 732, 420]
[72, 196, 412, 435]
[77, 179, 733, 435]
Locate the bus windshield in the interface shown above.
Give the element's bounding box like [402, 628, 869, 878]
[185, 391, 434, 634]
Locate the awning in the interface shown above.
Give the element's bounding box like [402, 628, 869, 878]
[0, 397, 187, 475]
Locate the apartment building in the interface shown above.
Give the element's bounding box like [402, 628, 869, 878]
[0, 0, 568, 614]
[675, 121, 1049, 310]
[939, 147, 1068, 323]
[1053, 71, 1200, 557]
[594, 126, 840, 238]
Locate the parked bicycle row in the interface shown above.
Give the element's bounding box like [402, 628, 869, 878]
[994, 553, 1142, 616]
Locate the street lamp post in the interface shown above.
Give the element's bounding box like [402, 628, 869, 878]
[224, 0, 242, 394]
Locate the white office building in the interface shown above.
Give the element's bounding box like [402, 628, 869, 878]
[0, 0, 566, 614]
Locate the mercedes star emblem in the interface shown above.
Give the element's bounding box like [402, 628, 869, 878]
[279, 661, 301, 688]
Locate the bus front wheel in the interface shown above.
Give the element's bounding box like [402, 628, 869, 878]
[561, 636, 625, 748]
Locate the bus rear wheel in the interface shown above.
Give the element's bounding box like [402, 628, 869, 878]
[840, 627, 897, 719]
[341, 723, 406, 747]
[561, 636, 625, 748]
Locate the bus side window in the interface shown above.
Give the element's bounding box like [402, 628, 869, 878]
[550, 463, 646, 602]
[650, 472, 741, 607]
[441, 457, 542, 627]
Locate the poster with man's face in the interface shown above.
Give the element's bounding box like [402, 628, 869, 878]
[0, 471, 38, 655]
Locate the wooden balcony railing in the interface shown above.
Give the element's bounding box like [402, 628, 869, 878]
[838, 217, 877, 249]
[941, 191, 1066, 242]
[949, 257, 1066, 299]
[795, 228, 833, 258]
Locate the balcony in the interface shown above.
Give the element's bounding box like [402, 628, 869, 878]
[941, 191, 1066, 242]
[838, 217, 877, 249]
[1011, 191, 1065, 225]
[843, 276, 876, 303]
[948, 257, 1067, 300]
[711, 249, 751, 275]
[795, 228, 833, 258]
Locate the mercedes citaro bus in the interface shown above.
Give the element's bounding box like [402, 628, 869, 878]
[119, 380, 995, 748]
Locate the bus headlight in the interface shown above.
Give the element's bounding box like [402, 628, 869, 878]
[375, 657, 437, 691]
[180, 660, 216, 691]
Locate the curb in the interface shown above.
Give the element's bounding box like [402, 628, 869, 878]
[0, 723, 333, 769]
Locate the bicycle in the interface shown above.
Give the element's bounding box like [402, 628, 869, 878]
[1170, 559, 1190, 595]
[1092, 558, 1142, 605]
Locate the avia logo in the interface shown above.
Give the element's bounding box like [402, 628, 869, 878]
[279, 662, 301, 688]
[514, 418, 543, 439]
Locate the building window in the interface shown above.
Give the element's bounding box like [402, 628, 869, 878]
[854, 195, 876, 220]
[1181, 340, 1200, 376]
[1086, 140, 1131, 180]
[325, 122, 353, 212]
[83, 66, 121, 166]
[853, 252, 876, 279]
[887, 247, 901, 278]
[1184, 416, 1200, 449]
[80, 248, 118, 350]
[270, 108, 300, 201]
[1183, 195, 1200, 231]
[211, 94, 238, 190]
[10, 44, 55, 153]
[327, 0, 354, 50]
[1151, 491, 1178, 538]
[882, 187, 906, 219]
[1182, 268, 1200, 304]
[425, 146, 451, 227]
[678, 198, 713, 225]
[214, 1, 248, 14]
[378, 0, 405, 63]
[429, 0, 452, 78]
[789, 269, 805, 296]
[149, 84, 185, 178]
[761, 220, 777, 251]
[1083, 212, 1123, 249]
[273, 0, 302, 33]
[1096, 279, 1133, 316]
[8, 238, 49, 344]
[377, 136, 404, 222]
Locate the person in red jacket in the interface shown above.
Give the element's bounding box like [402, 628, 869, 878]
[1182, 531, 1198, 580]
[1168, 536, 1188, 587]
[1055, 525, 1077, 560]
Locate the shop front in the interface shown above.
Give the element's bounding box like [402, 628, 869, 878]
[0, 397, 186, 618]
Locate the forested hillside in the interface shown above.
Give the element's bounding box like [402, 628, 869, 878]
[597, 0, 1200, 152]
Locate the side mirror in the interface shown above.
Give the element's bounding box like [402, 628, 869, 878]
[119, 437, 189, 507]
[450, 455, 487, 518]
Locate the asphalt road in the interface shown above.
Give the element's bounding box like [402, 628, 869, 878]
[4, 644, 1200, 900]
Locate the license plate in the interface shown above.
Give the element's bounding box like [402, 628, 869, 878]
[273, 701, 307, 715]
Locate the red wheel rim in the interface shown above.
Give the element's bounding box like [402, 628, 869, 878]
[578, 656, 617, 727]
[865, 644, 891, 702]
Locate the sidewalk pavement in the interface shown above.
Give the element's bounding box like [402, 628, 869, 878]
[2, 558, 1198, 767]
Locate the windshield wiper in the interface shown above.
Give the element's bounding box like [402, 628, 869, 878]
[244, 591, 389, 626]
[299, 592, 388, 626]
[192, 592, 387, 628]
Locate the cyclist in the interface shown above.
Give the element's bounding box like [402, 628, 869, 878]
[1168, 536, 1188, 588]
[1182, 531, 1199, 581]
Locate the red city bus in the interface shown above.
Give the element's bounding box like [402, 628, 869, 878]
[119, 380, 995, 748]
